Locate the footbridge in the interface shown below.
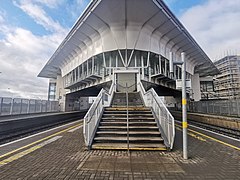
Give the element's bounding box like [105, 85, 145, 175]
[37, 0, 219, 151]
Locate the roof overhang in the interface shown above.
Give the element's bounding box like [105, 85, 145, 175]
[38, 0, 220, 79]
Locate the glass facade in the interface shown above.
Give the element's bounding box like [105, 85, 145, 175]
[48, 82, 56, 101]
[63, 49, 192, 91]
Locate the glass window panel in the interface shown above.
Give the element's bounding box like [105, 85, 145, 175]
[88, 59, 92, 75]
[129, 52, 135, 67]
[119, 49, 125, 62]
[135, 50, 141, 67]
[105, 52, 110, 67]
[142, 51, 148, 66]
[111, 51, 117, 67]
[149, 52, 159, 75]
[127, 49, 132, 64]
[161, 57, 165, 74]
[95, 53, 103, 75]
[79, 65, 82, 78]
[117, 51, 124, 67]
[84, 61, 87, 76]
[72, 69, 75, 82]
[76, 67, 79, 80]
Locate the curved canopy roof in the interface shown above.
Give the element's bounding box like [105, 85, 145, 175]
[38, 0, 219, 78]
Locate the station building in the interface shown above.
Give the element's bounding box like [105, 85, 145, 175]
[38, 0, 219, 112]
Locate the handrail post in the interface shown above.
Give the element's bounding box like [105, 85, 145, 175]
[126, 83, 129, 153]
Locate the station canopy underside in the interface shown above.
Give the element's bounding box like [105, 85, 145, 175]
[38, 0, 219, 79]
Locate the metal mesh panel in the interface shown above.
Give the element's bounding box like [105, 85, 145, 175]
[29, 100, 36, 113]
[41, 100, 47, 112]
[0, 96, 59, 116]
[0, 97, 2, 115]
[188, 99, 240, 117]
[21, 99, 29, 114]
[1, 98, 12, 115]
[46, 101, 51, 112]
[51, 101, 58, 112]
[35, 100, 42, 113]
[12, 98, 21, 115]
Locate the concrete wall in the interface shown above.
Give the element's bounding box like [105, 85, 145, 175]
[56, 75, 66, 111]
[192, 74, 201, 101]
[171, 111, 240, 131]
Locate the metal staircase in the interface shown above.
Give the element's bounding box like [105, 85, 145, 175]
[91, 92, 166, 150]
[83, 82, 175, 151]
[111, 92, 144, 107]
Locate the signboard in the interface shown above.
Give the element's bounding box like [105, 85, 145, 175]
[176, 79, 192, 90]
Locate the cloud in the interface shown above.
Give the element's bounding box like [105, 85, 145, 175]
[35, 0, 64, 8]
[0, 1, 91, 99]
[0, 0, 76, 99]
[0, 27, 66, 99]
[0, 13, 4, 23]
[14, 0, 67, 34]
[164, 0, 177, 5]
[67, 0, 90, 22]
[180, 0, 240, 60]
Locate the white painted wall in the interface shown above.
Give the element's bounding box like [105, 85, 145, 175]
[191, 74, 201, 101]
[56, 75, 66, 111]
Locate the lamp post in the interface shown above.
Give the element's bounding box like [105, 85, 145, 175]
[170, 52, 188, 160]
[181, 52, 188, 160]
[7, 88, 14, 115]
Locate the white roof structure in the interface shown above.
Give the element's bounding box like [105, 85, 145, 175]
[38, 0, 219, 78]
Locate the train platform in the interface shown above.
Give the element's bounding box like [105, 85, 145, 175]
[0, 119, 239, 180]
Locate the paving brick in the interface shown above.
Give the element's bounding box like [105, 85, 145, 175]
[0, 125, 239, 179]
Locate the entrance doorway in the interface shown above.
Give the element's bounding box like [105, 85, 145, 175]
[116, 73, 137, 92]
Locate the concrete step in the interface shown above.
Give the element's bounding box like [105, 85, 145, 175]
[91, 142, 167, 150]
[105, 107, 150, 111]
[96, 131, 161, 136]
[102, 116, 155, 120]
[100, 121, 157, 126]
[103, 114, 153, 117]
[98, 126, 159, 131]
[111, 92, 144, 107]
[111, 105, 144, 108]
[91, 92, 166, 151]
[101, 119, 155, 123]
[104, 110, 152, 114]
[94, 136, 164, 142]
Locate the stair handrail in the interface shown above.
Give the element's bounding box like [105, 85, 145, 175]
[125, 83, 130, 152]
[116, 82, 136, 151]
[104, 82, 115, 106]
[83, 82, 115, 148]
[138, 82, 175, 149]
[116, 83, 136, 92]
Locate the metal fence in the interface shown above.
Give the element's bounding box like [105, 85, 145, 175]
[188, 99, 240, 117]
[0, 97, 59, 116]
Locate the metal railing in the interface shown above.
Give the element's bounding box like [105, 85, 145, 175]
[138, 82, 175, 149]
[115, 83, 136, 151]
[0, 97, 59, 116]
[188, 99, 240, 117]
[116, 83, 136, 92]
[83, 82, 115, 148]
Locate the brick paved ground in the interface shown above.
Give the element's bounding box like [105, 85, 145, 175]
[0, 124, 239, 179]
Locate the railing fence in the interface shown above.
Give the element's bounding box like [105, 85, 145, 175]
[138, 82, 175, 149]
[0, 97, 59, 116]
[83, 82, 115, 148]
[188, 99, 240, 117]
